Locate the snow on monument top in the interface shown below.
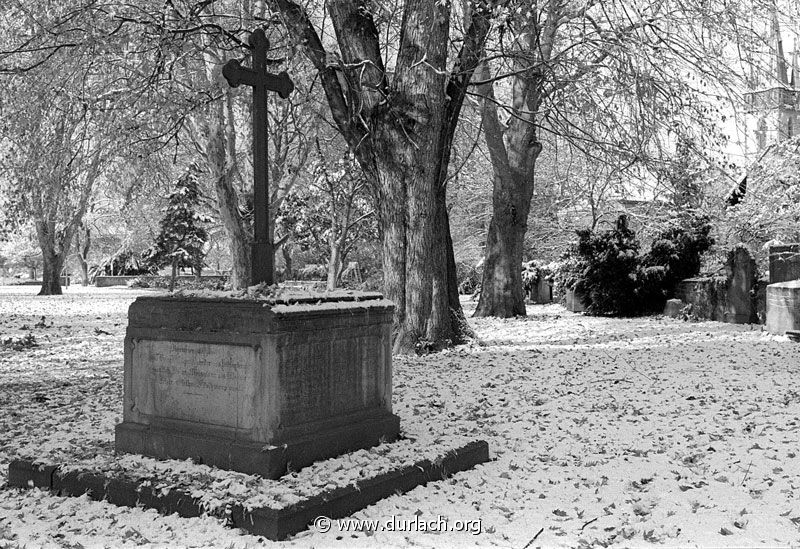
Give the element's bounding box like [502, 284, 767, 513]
[137, 284, 392, 310]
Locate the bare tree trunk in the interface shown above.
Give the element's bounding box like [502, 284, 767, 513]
[39, 252, 64, 295]
[327, 239, 341, 291]
[374, 127, 443, 354]
[474, 60, 543, 317]
[207, 90, 251, 289]
[281, 244, 293, 279]
[75, 224, 91, 286]
[271, 0, 490, 353]
[35, 221, 67, 296]
[169, 259, 178, 292]
[441, 191, 475, 342]
[475, 165, 540, 317]
[377, 169, 408, 346]
[194, 55, 252, 289]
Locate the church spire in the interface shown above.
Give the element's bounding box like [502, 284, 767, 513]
[771, 12, 789, 85]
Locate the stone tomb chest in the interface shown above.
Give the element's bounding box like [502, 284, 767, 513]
[767, 280, 800, 335]
[115, 292, 399, 479]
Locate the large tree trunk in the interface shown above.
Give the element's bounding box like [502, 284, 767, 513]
[475, 170, 534, 316]
[203, 74, 251, 289]
[39, 251, 64, 295]
[192, 53, 252, 289]
[271, 0, 490, 353]
[374, 113, 446, 354]
[35, 221, 67, 296]
[380, 1, 454, 354]
[474, 58, 543, 317]
[372, 127, 450, 354]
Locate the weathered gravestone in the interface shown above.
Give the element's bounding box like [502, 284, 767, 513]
[766, 280, 800, 334]
[530, 278, 553, 304]
[769, 244, 800, 284]
[115, 292, 400, 478]
[725, 246, 757, 324]
[565, 288, 586, 313]
[663, 298, 685, 318]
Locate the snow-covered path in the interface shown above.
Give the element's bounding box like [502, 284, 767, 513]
[2, 285, 800, 548]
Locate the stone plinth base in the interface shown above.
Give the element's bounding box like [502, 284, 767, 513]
[8, 440, 490, 541]
[767, 280, 800, 335]
[115, 293, 399, 478]
[116, 412, 399, 478]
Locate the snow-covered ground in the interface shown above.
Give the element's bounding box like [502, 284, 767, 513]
[2, 285, 800, 548]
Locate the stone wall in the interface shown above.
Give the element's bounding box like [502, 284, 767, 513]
[676, 277, 728, 321]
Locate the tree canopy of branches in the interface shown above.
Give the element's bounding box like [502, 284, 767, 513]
[0, 4, 129, 294]
[1, 1, 321, 292]
[277, 149, 375, 289]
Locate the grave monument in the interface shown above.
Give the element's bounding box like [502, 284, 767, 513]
[767, 280, 800, 334]
[769, 244, 800, 284]
[115, 28, 400, 478]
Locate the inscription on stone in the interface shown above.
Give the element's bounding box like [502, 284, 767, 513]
[131, 339, 257, 429]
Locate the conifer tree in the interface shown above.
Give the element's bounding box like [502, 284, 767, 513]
[144, 166, 210, 291]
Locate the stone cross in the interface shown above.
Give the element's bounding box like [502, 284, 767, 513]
[222, 28, 294, 285]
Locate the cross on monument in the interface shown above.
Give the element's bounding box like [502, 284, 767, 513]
[222, 28, 294, 286]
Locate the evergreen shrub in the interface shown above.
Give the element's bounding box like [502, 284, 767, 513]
[555, 214, 713, 316]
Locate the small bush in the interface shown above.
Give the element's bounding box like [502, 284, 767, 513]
[574, 215, 642, 315]
[641, 216, 714, 304]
